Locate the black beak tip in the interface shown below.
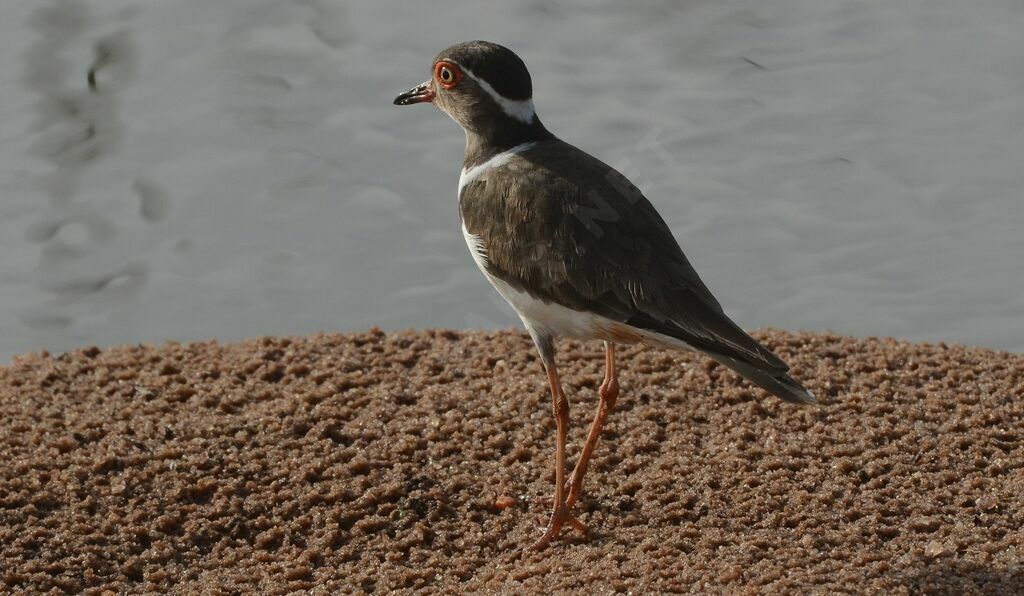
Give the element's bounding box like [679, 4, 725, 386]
[393, 82, 434, 106]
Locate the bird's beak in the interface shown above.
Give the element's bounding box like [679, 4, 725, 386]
[393, 80, 435, 105]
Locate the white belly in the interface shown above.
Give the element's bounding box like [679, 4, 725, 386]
[461, 223, 693, 350]
[460, 223, 591, 337]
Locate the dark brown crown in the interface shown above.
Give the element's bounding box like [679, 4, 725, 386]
[434, 41, 533, 101]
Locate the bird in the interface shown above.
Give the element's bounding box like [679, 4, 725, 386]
[394, 40, 816, 550]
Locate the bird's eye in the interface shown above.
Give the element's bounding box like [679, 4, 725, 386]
[434, 61, 461, 89]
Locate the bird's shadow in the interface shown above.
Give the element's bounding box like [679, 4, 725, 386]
[887, 559, 1023, 594]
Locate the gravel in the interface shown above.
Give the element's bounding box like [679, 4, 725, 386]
[1, 329, 1021, 593]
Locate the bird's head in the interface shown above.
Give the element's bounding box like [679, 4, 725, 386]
[394, 41, 544, 142]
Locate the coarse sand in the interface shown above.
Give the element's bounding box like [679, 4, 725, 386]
[1, 329, 1022, 594]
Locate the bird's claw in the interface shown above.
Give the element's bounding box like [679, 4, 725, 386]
[527, 500, 588, 551]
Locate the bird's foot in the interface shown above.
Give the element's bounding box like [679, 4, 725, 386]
[527, 501, 587, 551]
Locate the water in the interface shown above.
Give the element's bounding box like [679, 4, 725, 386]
[2, 0, 1023, 362]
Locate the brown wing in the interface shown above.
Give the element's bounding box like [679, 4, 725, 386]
[459, 139, 788, 372]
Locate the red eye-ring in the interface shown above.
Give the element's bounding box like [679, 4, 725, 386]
[434, 61, 462, 89]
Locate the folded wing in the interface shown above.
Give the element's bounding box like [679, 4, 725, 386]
[460, 139, 790, 375]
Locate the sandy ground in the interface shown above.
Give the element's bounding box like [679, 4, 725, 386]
[1, 329, 1022, 593]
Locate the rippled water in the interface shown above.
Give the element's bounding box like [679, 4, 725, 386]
[2, 0, 1022, 362]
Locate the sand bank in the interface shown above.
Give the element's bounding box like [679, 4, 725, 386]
[1, 329, 1021, 593]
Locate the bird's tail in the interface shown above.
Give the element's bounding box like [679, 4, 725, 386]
[713, 355, 817, 405]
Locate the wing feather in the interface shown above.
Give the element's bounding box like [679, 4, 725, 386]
[460, 139, 787, 373]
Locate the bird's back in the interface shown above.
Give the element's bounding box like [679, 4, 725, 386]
[460, 138, 792, 374]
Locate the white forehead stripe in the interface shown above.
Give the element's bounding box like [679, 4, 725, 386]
[459, 142, 536, 196]
[460, 66, 536, 124]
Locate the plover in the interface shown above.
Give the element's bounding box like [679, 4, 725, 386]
[394, 41, 816, 550]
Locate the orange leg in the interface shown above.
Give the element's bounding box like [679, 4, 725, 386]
[529, 362, 587, 551]
[565, 341, 619, 511]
